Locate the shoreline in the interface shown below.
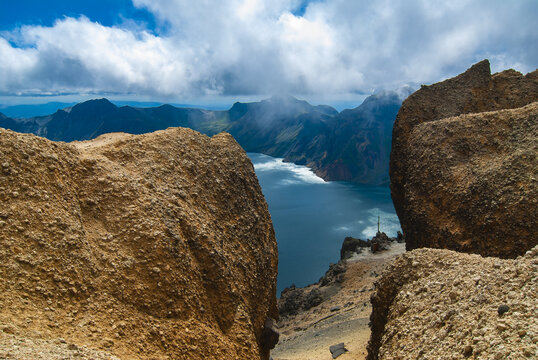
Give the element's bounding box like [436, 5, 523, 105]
[272, 239, 405, 360]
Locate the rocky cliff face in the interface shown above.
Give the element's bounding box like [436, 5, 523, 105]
[367, 246, 538, 359]
[0, 127, 278, 359]
[390, 60, 538, 257]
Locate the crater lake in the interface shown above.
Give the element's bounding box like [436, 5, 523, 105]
[248, 153, 401, 294]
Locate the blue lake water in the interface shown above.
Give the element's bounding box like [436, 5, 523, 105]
[248, 153, 401, 295]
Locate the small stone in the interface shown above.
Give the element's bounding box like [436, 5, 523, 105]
[103, 339, 114, 348]
[329, 342, 347, 358]
[497, 305, 510, 315]
[2, 326, 15, 334]
[463, 345, 473, 357]
[330, 306, 341, 312]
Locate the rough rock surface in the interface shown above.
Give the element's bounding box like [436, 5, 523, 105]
[390, 60, 538, 257]
[367, 246, 538, 360]
[0, 127, 278, 359]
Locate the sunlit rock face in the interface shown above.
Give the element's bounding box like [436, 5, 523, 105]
[390, 59, 538, 258]
[0, 127, 278, 359]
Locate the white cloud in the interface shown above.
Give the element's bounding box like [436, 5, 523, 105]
[0, 0, 536, 100]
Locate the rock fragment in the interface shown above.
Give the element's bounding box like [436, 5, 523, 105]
[329, 342, 347, 358]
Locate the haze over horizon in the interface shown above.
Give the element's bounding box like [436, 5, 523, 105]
[1, 0, 537, 108]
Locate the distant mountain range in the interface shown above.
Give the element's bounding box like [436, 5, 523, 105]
[0, 91, 411, 185]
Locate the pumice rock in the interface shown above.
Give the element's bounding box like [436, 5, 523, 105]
[367, 246, 538, 359]
[0, 127, 278, 359]
[390, 59, 538, 257]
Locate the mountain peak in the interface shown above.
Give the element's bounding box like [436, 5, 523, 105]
[268, 94, 299, 103]
[69, 98, 117, 118]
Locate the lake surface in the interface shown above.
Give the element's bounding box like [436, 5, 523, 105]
[248, 153, 401, 295]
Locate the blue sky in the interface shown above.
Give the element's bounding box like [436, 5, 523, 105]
[0, 0, 536, 107]
[0, 0, 156, 31]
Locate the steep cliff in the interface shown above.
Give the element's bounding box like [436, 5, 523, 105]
[0, 92, 406, 185]
[367, 246, 538, 359]
[0, 127, 278, 359]
[390, 60, 538, 257]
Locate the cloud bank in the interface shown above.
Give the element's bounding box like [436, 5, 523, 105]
[1, 0, 536, 100]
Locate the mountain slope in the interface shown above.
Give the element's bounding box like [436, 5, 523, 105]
[0, 93, 408, 185]
[286, 91, 404, 185]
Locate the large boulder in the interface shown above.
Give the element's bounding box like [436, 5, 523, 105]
[0, 127, 278, 359]
[367, 246, 538, 359]
[390, 60, 538, 257]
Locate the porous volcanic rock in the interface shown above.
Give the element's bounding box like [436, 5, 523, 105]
[367, 246, 538, 360]
[390, 60, 538, 257]
[0, 127, 278, 359]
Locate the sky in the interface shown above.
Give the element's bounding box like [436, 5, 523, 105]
[0, 0, 537, 108]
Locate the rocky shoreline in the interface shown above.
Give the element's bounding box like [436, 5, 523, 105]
[272, 233, 404, 360]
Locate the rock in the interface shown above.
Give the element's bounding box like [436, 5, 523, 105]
[260, 318, 279, 353]
[319, 261, 347, 286]
[329, 342, 347, 358]
[341, 236, 370, 259]
[390, 59, 538, 258]
[341, 232, 397, 259]
[278, 286, 302, 316]
[330, 306, 341, 312]
[498, 305, 510, 316]
[366, 246, 538, 359]
[0, 128, 278, 360]
[463, 344, 473, 357]
[305, 288, 324, 309]
[279, 286, 324, 316]
[370, 232, 391, 253]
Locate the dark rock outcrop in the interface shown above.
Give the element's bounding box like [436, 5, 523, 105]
[340, 232, 397, 260]
[341, 236, 370, 259]
[369, 232, 391, 253]
[278, 286, 324, 316]
[367, 246, 538, 359]
[318, 262, 347, 286]
[0, 127, 278, 359]
[279, 259, 348, 316]
[390, 60, 538, 257]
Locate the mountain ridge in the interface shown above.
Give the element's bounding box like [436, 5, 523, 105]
[0, 92, 410, 185]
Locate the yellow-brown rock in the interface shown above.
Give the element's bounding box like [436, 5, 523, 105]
[367, 246, 538, 359]
[0, 127, 278, 359]
[390, 60, 538, 257]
